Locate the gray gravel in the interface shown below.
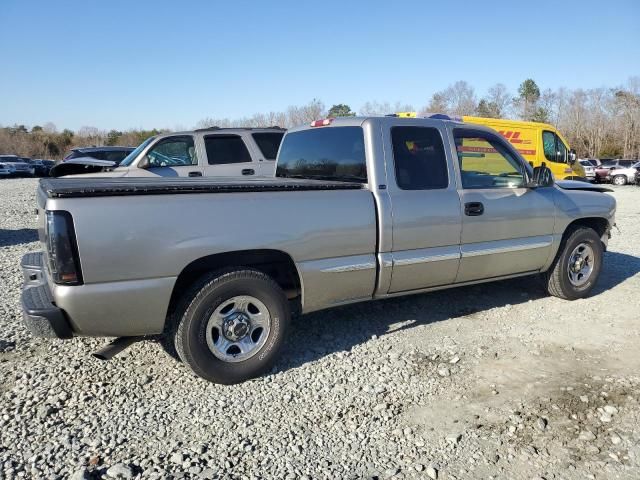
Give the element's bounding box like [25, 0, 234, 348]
[1, 178, 640, 479]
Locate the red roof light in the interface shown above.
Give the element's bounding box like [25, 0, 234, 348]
[310, 118, 334, 127]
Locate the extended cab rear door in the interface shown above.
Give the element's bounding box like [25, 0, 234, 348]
[383, 121, 462, 293]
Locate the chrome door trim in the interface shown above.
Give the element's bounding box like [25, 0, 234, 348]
[320, 262, 377, 273]
[393, 250, 461, 266]
[461, 235, 553, 258]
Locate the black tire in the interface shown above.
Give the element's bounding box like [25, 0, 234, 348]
[172, 268, 289, 384]
[544, 227, 603, 300]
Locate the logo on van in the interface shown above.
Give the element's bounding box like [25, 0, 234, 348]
[497, 130, 530, 144]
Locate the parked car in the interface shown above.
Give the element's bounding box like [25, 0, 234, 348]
[586, 159, 601, 167]
[51, 128, 285, 178]
[595, 159, 638, 184]
[20, 115, 616, 384]
[0, 159, 15, 177]
[606, 161, 640, 185]
[0, 155, 34, 177]
[31, 159, 56, 177]
[579, 159, 596, 181]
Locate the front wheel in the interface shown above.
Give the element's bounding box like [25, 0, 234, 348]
[544, 227, 603, 300]
[173, 269, 290, 384]
[612, 175, 627, 186]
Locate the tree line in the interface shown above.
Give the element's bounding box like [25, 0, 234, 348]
[1, 77, 638, 160]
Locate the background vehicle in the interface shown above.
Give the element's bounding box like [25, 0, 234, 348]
[607, 161, 640, 185]
[595, 159, 637, 184]
[0, 155, 33, 177]
[64, 146, 135, 163]
[53, 128, 285, 178]
[0, 160, 14, 176]
[461, 116, 584, 180]
[579, 159, 596, 181]
[21, 116, 615, 384]
[31, 159, 55, 177]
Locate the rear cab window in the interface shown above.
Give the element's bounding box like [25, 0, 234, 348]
[276, 127, 366, 182]
[252, 132, 284, 160]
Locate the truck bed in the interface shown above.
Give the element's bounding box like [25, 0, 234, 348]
[40, 177, 363, 199]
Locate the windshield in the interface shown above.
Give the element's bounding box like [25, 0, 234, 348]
[119, 136, 155, 167]
[2, 158, 22, 163]
[276, 127, 367, 182]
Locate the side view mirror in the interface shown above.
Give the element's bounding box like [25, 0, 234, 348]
[568, 149, 577, 164]
[528, 164, 554, 188]
[138, 156, 150, 169]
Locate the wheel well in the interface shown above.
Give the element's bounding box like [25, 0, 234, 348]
[565, 217, 610, 239]
[167, 249, 301, 318]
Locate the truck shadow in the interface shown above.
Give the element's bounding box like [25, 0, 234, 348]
[0, 228, 38, 247]
[278, 251, 640, 372]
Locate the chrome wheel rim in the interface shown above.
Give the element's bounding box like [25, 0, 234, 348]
[613, 176, 625, 185]
[567, 242, 595, 287]
[205, 295, 271, 362]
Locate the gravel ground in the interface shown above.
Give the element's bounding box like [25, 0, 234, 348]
[1, 177, 639, 480]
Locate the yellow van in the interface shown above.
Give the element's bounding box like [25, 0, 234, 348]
[394, 113, 584, 179]
[462, 116, 584, 180]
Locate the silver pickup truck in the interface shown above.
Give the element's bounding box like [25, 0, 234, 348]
[21, 115, 616, 384]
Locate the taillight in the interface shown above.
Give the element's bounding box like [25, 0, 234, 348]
[45, 211, 83, 285]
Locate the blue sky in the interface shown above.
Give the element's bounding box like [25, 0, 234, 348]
[1, 0, 638, 131]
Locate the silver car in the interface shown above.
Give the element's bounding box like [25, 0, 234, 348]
[607, 161, 640, 185]
[579, 159, 596, 181]
[0, 155, 33, 176]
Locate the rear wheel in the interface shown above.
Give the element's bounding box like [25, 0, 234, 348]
[173, 269, 289, 384]
[544, 227, 603, 300]
[612, 175, 627, 186]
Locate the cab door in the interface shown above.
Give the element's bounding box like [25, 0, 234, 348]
[141, 135, 203, 178]
[452, 127, 555, 283]
[541, 130, 576, 179]
[386, 124, 462, 293]
[201, 134, 258, 178]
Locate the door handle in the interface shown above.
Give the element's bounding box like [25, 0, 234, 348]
[242, 169, 255, 175]
[464, 202, 484, 216]
[188, 171, 202, 177]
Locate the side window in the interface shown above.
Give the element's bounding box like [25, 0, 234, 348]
[391, 126, 448, 190]
[252, 132, 285, 160]
[205, 135, 252, 165]
[454, 129, 525, 189]
[87, 151, 107, 160]
[620, 160, 634, 168]
[146, 136, 196, 167]
[543, 131, 567, 163]
[105, 150, 129, 163]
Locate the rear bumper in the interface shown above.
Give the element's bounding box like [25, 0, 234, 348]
[20, 252, 73, 339]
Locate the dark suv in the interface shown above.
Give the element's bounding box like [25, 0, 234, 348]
[64, 146, 135, 164]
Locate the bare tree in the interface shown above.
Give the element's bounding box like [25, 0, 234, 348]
[420, 81, 477, 116]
